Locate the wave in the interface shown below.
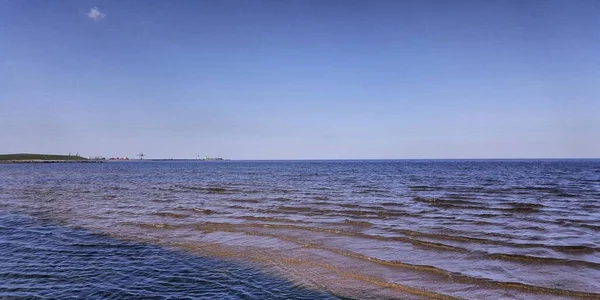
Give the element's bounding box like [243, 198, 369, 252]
[503, 202, 544, 213]
[175, 240, 461, 300]
[580, 223, 600, 231]
[273, 197, 293, 202]
[131, 221, 600, 270]
[154, 212, 189, 219]
[342, 220, 374, 227]
[237, 216, 301, 223]
[274, 206, 315, 213]
[413, 196, 481, 207]
[409, 185, 443, 192]
[353, 189, 388, 194]
[513, 186, 578, 197]
[173, 185, 258, 194]
[135, 223, 180, 230]
[413, 196, 549, 214]
[138, 221, 600, 299]
[380, 202, 404, 207]
[261, 205, 416, 219]
[230, 198, 262, 204]
[409, 185, 581, 199]
[393, 227, 600, 255]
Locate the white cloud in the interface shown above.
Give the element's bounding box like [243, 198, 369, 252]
[87, 7, 106, 21]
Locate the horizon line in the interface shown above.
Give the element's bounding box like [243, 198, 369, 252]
[142, 157, 600, 161]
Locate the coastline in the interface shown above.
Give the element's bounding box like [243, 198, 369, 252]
[0, 160, 104, 164]
[0, 153, 100, 164]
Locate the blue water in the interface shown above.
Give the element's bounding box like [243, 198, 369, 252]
[1, 159, 599, 299]
[0, 212, 340, 299]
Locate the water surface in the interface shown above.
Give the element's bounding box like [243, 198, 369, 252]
[1, 160, 599, 299]
[0, 211, 341, 299]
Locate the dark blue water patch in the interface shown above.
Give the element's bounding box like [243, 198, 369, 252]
[0, 211, 341, 300]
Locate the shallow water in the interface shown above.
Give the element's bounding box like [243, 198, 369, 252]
[0, 212, 340, 299]
[1, 160, 599, 299]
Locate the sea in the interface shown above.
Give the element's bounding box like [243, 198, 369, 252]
[0, 160, 599, 299]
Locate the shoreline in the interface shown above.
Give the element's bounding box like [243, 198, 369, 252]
[0, 160, 105, 164]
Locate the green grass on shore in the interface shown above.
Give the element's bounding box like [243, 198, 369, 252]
[0, 153, 88, 161]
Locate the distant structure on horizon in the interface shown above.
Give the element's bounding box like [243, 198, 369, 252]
[108, 157, 129, 160]
[137, 153, 145, 160]
[197, 155, 225, 161]
[88, 156, 106, 160]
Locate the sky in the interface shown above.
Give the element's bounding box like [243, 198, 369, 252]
[1, 0, 599, 159]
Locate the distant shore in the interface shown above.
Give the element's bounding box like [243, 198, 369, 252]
[0, 153, 102, 164]
[0, 160, 104, 164]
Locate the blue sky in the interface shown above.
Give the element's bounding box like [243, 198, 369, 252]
[1, 0, 599, 159]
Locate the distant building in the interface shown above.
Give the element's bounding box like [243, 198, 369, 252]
[88, 156, 106, 160]
[199, 155, 225, 161]
[108, 157, 129, 160]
